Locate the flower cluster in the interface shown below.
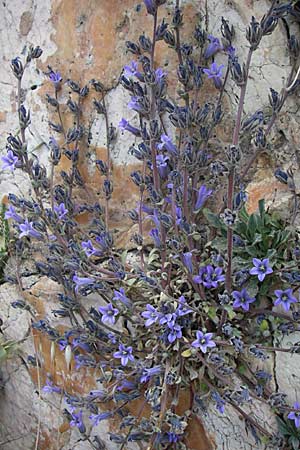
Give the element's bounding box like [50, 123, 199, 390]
[3, 2, 300, 448]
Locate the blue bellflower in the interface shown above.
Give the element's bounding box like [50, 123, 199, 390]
[141, 304, 161, 326]
[118, 118, 141, 137]
[204, 35, 223, 59]
[4, 205, 22, 223]
[192, 330, 216, 353]
[54, 202, 68, 220]
[113, 288, 132, 307]
[194, 185, 213, 210]
[69, 409, 86, 434]
[249, 258, 273, 282]
[49, 71, 62, 88]
[73, 274, 94, 293]
[98, 303, 119, 325]
[274, 289, 298, 311]
[42, 378, 62, 394]
[157, 134, 178, 155]
[81, 240, 98, 257]
[89, 411, 113, 426]
[288, 402, 300, 428]
[203, 62, 224, 89]
[123, 61, 143, 81]
[140, 365, 161, 383]
[143, 0, 156, 15]
[1, 150, 19, 171]
[232, 288, 256, 311]
[182, 252, 193, 273]
[149, 228, 161, 247]
[19, 219, 42, 239]
[156, 154, 169, 179]
[113, 344, 134, 366]
[193, 265, 225, 288]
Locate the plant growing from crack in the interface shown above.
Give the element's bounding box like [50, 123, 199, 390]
[2, 1, 300, 449]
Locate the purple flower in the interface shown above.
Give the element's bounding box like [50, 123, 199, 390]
[54, 202, 68, 220]
[49, 71, 62, 87]
[123, 61, 143, 81]
[98, 303, 119, 325]
[212, 391, 226, 414]
[195, 185, 213, 210]
[143, 0, 156, 15]
[72, 338, 91, 352]
[141, 304, 160, 327]
[118, 118, 141, 137]
[232, 288, 256, 311]
[149, 228, 161, 247]
[113, 344, 134, 366]
[167, 324, 182, 343]
[42, 378, 62, 394]
[193, 265, 225, 289]
[155, 68, 166, 81]
[116, 379, 136, 391]
[288, 402, 300, 428]
[182, 252, 193, 273]
[89, 411, 112, 426]
[157, 134, 178, 155]
[58, 338, 68, 351]
[87, 390, 106, 400]
[1, 150, 19, 171]
[192, 330, 216, 353]
[113, 288, 132, 307]
[19, 219, 42, 239]
[140, 365, 161, 383]
[156, 154, 169, 179]
[128, 96, 143, 112]
[274, 289, 298, 311]
[203, 62, 224, 89]
[4, 205, 22, 223]
[81, 240, 98, 258]
[249, 258, 273, 282]
[176, 296, 193, 316]
[73, 274, 94, 293]
[167, 432, 180, 443]
[69, 409, 86, 434]
[176, 206, 183, 225]
[204, 35, 223, 59]
[160, 312, 177, 327]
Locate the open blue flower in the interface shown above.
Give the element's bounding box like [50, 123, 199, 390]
[204, 35, 223, 59]
[232, 288, 256, 311]
[203, 62, 224, 89]
[192, 330, 216, 353]
[249, 258, 273, 282]
[1, 150, 19, 171]
[113, 344, 134, 366]
[98, 303, 119, 325]
[193, 265, 225, 289]
[274, 289, 298, 311]
[288, 402, 300, 428]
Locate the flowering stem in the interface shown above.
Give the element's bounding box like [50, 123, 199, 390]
[150, 10, 160, 192]
[240, 61, 297, 182]
[68, 95, 81, 200]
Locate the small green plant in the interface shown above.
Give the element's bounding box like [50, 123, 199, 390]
[277, 417, 300, 450]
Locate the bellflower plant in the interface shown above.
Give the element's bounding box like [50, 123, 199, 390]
[3, 1, 300, 449]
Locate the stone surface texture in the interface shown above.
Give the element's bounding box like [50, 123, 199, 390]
[0, 0, 300, 449]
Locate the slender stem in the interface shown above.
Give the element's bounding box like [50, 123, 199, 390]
[101, 92, 111, 229]
[225, 49, 253, 294]
[150, 10, 160, 192]
[240, 61, 297, 182]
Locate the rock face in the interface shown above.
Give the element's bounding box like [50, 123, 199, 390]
[0, 0, 300, 449]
